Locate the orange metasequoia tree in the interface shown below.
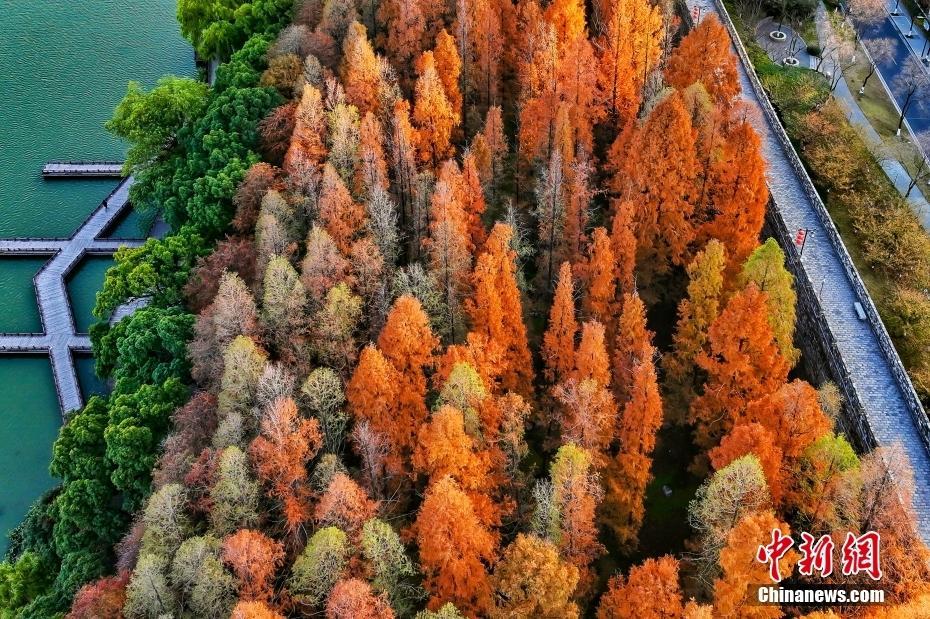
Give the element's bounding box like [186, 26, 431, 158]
[604, 336, 663, 547]
[581, 227, 617, 326]
[543, 262, 579, 384]
[316, 472, 379, 539]
[466, 223, 534, 397]
[416, 476, 498, 615]
[713, 512, 797, 618]
[616, 90, 699, 277]
[612, 291, 653, 407]
[596, 0, 663, 126]
[460, 152, 488, 251]
[699, 114, 768, 269]
[433, 29, 463, 120]
[222, 529, 286, 603]
[340, 22, 381, 116]
[354, 111, 389, 199]
[346, 344, 403, 470]
[248, 398, 322, 538]
[553, 378, 618, 464]
[319, 163, 367, 254]
[710, 423, 786, 505]
[326, 579, 395, 619]
[542, 444, 604, 582]
[690, 284, 789, 453]
[574, 320, 611, 387]
[597, 555, 684, 619]
[377, 295, 440, 457]
[231, 601, 286, 619]
[745, 379, 832, 462]
[414, 51, 460, 168]
[609, 200, 638, 300]
[413, 404, 499, 527]
[381, 0, 426, 87]
[664, 16, 740, 109]
[285, 85, 327, 179]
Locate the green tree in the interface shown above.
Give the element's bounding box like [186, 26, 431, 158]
[93, 229, 209, 320]
[93, 307, 194, 395]
[106, 77, 209, 176]
[171, 535, 237, 619]
[0, 552, 53, 617]
[210, 446, 261, 535]
[361, 518, 419, 614]
[288, 527, 349, 608]
[740, 238, 799, 365]
[105, 379, 189, 511]
[215, 33, 272, 92]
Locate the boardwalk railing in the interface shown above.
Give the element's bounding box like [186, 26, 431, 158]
[42, 160, 125, 178]
[711, 0, 930, 453]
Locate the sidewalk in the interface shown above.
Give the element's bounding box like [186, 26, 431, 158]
[816, 3, 930, 228]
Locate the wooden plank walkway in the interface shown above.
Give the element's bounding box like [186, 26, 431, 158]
[0, 177, 143, 417]
[42, 161, 124, 178]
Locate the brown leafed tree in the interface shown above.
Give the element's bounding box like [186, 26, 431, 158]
[466, 223, 535, 397]
[543, 262, 579, 384]
[222, 529, 285, 603]
[665, 16, 740, 108]
[416, 476, 498, 615]
[597, 556, 684, 619]
[489, 534, 580, 618]
[248, 398, 322, 539]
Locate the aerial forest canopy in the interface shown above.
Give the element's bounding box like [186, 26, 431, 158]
[2, 0, 929, 616]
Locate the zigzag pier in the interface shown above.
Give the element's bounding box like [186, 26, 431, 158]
[0, 177, 142, 417]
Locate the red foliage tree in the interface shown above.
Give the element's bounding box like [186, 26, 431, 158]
[466, 223, 534, 397]
[326, 578, 395, 619]
[223, 529, 286, 603]
[249, 398, 322, 538]
[543, 262, 578, 384]
[416, 476, 497, 615]
[68, 572, 129, 619]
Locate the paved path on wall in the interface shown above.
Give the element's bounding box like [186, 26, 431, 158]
[687, 1, 930, 542]
[0, 177, 143, 417]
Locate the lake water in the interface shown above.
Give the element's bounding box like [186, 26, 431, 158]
[0, 0, 194, 546]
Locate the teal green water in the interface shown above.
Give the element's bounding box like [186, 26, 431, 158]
[0, 259, 46, 333]
[75, 355, 111, 402]
[67, 257, 116, 334]
[0, 0, 194, 546]
[0, 357, 61, 542]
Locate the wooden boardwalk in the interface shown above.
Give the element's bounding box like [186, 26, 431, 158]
[0, 177, 143, 417]
[42, 161, 124, 178]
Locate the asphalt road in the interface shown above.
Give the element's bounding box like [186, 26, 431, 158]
[856, 12, 930, 153]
